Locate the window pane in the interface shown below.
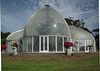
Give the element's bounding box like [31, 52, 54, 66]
[79, 40, 85, 51]
[72, 41, 78, 52]
[49, 36, 55, 51]
[28, 37, 32, 52]
[34, 36, 39, 52]
[57, 37, 63, 51]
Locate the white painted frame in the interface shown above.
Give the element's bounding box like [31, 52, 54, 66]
[85, 40, 90, 52]
[32, 37, 34, 52]
[40, 36, 49, 52]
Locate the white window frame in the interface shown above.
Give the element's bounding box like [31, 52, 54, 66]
[39, 36, 48, 52]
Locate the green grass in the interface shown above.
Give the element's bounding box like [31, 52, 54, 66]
[2, 57, 99, 71]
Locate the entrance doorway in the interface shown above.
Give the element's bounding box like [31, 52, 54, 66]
[40, 36, 49, 52]
[39, 35, 68, 53]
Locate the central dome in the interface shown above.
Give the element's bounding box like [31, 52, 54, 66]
[24, 5, 71, 37]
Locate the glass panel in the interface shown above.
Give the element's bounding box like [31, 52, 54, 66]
[79, 40, 85, 51]
[32, 37, 34, 52]
[45, 37, 47, 50]
[34, 36, 39, 52]
[41, 37, 43, 51]
[28, 37, 32, 52]
[64, 37, 67, 42]
[7, 42, 10, 52]
[49, 36, 55, 51]
[25, 16, 70, 37]
[57, 37, 63, 51]
[9, 41, 11, 52]
[86, 40, 89, 51]
[19, 40, 22, 52]
[72, 41, 78, 52]
[24, 38, 28, 52]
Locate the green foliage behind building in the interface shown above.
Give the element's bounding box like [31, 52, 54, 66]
[1, 31, 11, 44]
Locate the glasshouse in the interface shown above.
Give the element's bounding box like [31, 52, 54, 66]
[6, 5, 96, 53]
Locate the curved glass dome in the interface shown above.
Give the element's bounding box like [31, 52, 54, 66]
[6, 28, 24, 41]
[24, 5, 71, 37]
[69, 26, 95, 40]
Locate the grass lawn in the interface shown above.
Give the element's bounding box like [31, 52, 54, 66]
[1, 53, 99, 71]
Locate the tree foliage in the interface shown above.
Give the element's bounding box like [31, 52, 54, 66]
[92, 28, 99, 32]
[1, 31, 11, 44]
[65, 18, 85, 28]
[92, 28, 99, 36]
[92, 28, 99, 50]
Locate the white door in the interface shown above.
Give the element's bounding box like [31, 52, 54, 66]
[40, 36, 49, 52]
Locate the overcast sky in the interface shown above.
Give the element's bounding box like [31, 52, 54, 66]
[1, 0, 99, 33]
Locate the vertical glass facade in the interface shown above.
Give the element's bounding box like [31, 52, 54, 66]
[49, 36, 56, 52]
[28, 37, 32, 52]
[33, 36, 39, 52]
[79, 40, 85, 51]
[72, 41, 78, 52]
[22, 36, 68, 53]
[57, 37, 63, 51]
[6, 36, 95, 53]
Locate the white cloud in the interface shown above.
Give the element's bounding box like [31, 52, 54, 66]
[1, 0, 99, 33]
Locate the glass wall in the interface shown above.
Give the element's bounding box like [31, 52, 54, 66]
[22, 36, 68, 53]
[72, 40, 93, 53]
[57, 36, 63, 51]
[79, 40, 85, 51]
[21, 36, 95, 53]
[18, 40, 23, 52]
[28, 37, 32, 52]
[72, 41, 78, 52]
[49, 36, 56, 52]
[33, 36, 39, 52]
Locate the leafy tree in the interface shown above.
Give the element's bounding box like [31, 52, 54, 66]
[1, 31, 10, 38]
[1, 38, 6, 44]
[92, 28, 99, 51]
[1, 31, 11, 44]
[92, 28, 99, 36]
[65, 18, 73, 25]
[65, 18, 85, 28]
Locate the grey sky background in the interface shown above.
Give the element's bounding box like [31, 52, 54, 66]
[1, 0, 99, 34]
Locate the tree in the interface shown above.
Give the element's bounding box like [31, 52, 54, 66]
[1, 31, 11, 44]
[92, 28, 99, 36]
[92, 28, 99, 51]
[1, 32, 10, 38]
[65, 18, 85, 28]
[83, 28, 93, 34]
[65, 18, 73, 25]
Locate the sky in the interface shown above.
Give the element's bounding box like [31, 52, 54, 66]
[1, 0, 99, 34]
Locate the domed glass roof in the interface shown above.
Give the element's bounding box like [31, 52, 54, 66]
[69, 26, 95, 40]
[7, 28, 24, 41]
[24, 5, 71, 37]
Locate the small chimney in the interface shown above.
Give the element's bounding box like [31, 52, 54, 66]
[45, 5, 49, 7]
